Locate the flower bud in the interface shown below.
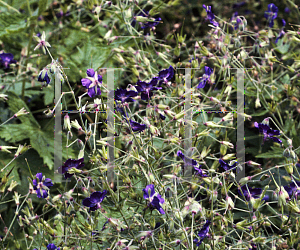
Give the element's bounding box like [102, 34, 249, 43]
[277, 187, 289, 207]
[0, 146, 17, 153]
[255, 98, 261, 108]
[63, 114, 71, 131]
[13, 191, 21, 206]
[7, 180, 18, 192]
[220, 141, 234, 149]
[14, 108, 29, 118]
[239, 176, 252, 186]
[225, 196, 234, 209]
[287, 199, 300, 213]
[71, 119, 82, 131]
[14, 144, 31, 158]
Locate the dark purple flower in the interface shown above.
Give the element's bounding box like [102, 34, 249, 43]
[203, 5, 219, 27]
[32, 173, 53, 199]
[82, 190, 107, 211]
[143, 184, 165, 214]
[135, 77, 161, 100]
[254, 122, 282, 144]
[177, 150, 198, 166]
[197, 66, 213, 88]
[275, 19, 286, 43]
[47, 243, 60, 250]
[233, 2, 246, 9]
[194, 220, 211, 246]
[194, 166, 209, 177]
[283, 181, 300, 199]
[219, 159, 238, 171]
[264, 3, 278, 28]
[129, 119, 146, 132]
[238, 185, 262, 201]
[38, 69, 51, 85]
[81, 68, 103, 98]
[0, 53, 17, 69]
[115, 88, 138, 103]
[284, 7, 290, 13]
[132, 10, 161, 30]
[58, 158, 84, 179]
[158, 65, 174, 86]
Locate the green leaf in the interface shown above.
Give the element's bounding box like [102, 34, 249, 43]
[255, 146, 284, 159]
[0, 13, 27, 38]
[274, 39, 290, 54]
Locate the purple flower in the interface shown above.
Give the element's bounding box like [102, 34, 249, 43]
[158, 65, 174, 86]
[81, 68, 103, 98]
[219, 159, 238, 171]
[177, 150, 198, 166]
[254, 122, 282, 144]
[143, 184, 165, 214]
[47, 243, 60, 250]
[135, 77, 161, 100]
[194, 166, 209, 177]
[115, 88, 138, 103]
[32, 173, 53, 198]
[82, 190, 107, 212]
[283, 181, 300, 199]
[264, 3, 278, 28]
[284, 7, 290, 13]
[275, 19, 286, 43]
[196, 66, 213, 88]
[129, 119, 146, 132]
[38, 68, 51, 85]
[0, 53, 17, 69]
[238, 185, 262, 201]
[203, 5, 219, 27]
[132, 10, 161, 30]
[194, 220, 211, 246]
[58, 158, 84, 179]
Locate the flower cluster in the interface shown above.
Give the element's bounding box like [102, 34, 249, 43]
[142, 184, 165, 214]
[32, 173, 53, 199]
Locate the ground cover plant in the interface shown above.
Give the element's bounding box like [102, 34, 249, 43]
[1, 0, 300, 249]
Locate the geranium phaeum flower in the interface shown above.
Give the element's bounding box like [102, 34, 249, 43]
[115, 88, 138, 103]
[38, 68, 51, 85]
[283, 180, 300, 199]
[219, 159, 238, 171]
[177, 150, 198, 166]
[197, 66, 213, 88]
[238, 185, 263, 201]
[81, 68, 103, 98]
[264, 3, 278, 28]
[82, 190, 107, 211]
[158, 65, 174, 86]
[143, 184, 165, 214]
[129, 119, 146, 132]
[194, 220, 211, 246]
[203, 5, 219, 27]
[135, 77, 161, 100]
[275, 19, 286, 43]
[0, 53, 17, 69]
[254, 122, 282, 144]
[32, 173, 53, 199]
[58, 158, 84, 179]
[47, 243, 60, 250]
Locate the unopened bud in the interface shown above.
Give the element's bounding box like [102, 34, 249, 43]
[71, 119, 82, 131]
[14, 108, 29, 118]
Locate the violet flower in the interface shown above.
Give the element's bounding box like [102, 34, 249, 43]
[115, 88, 138, 103]
[203, 5, 219, 27]
[219, 159, 238, 171]
[264, 3, 278, 28]
[275, 19, 286, 43]
[142, 184, 165, 214]
[254, 122, 282, 144]
[32, 173, 53, 199]
[58, 158, 84, 179]
[238, 185, 265, 201]
[81, 68, 103, 98]
[283, 180, 300, 199]
[129, 119, 146, 132]
[82, 190, 107, 212]
[194, 220, 211, 246]
[135, 77, 162, 101]
[0, 53, 17, 69]
[47, 243, 60, 250]
[158, 65, 174, 86]
[197, 66, 213, 88]
[38, 68, 51, 85]
[131, 10, 161, 30]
